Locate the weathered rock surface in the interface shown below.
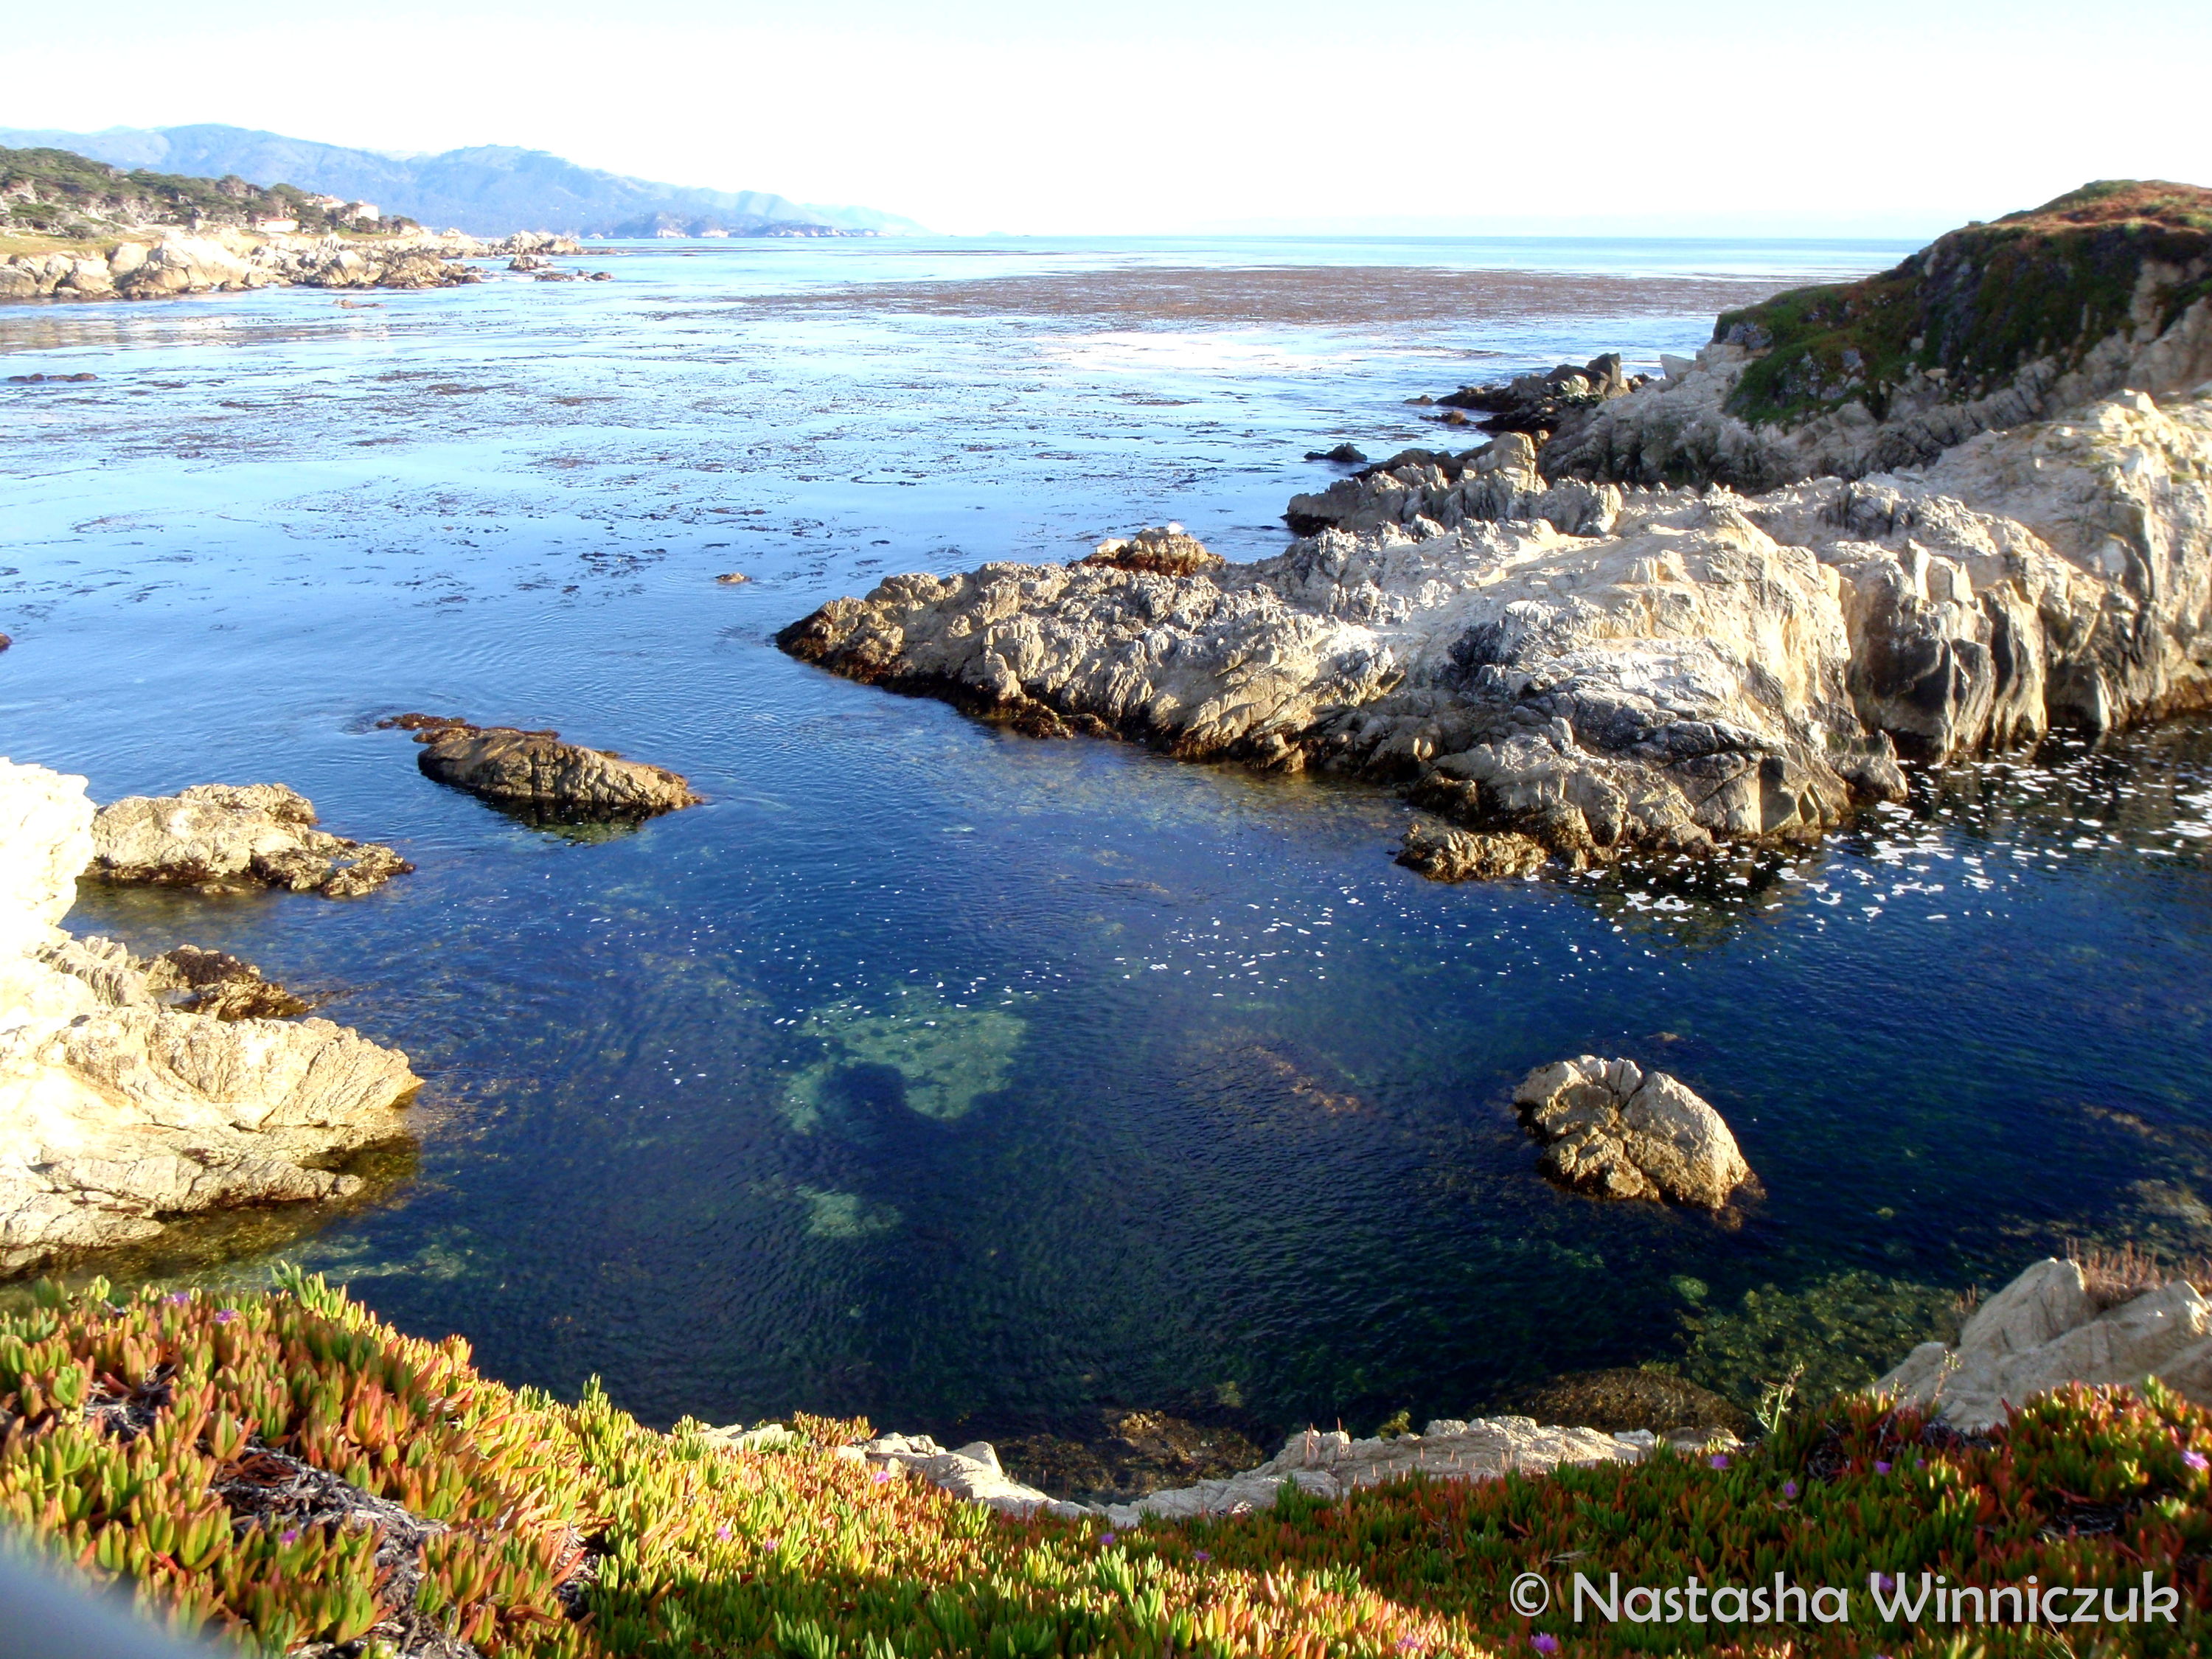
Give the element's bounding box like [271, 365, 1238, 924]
[780, 377, 2211, 867]
[1879, 1257, 2212, 1430]
[1513, 1056, 1756, 1208]
[827, 1416, 1646, 1526]
[1081, 524, 1224, 577]
[0, 229, 576, 304]
[383, 715, 697, 819]
[0, 759, 420, 1272]
[89, 783, 411, 897]
[141, 945, 312, 1022]
[1396, 820, 1545, 882]
[1438, 352, 1644, 435]
[1543, 182, 2212, 494]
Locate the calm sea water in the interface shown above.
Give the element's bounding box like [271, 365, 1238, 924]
[3, 234, 2208, 1444]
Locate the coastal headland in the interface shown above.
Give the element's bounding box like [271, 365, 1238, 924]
[780, 182, 2212, 875]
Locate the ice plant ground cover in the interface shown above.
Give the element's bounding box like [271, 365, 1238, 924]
[0, 1276, 2206, 1657]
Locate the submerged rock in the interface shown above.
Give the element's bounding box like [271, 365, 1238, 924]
[995, 1408, 1265, 1506]
[1513, 1055, 1756, 1208]
[1396, 820, 1546, 882]
[1879, 1256, 2212, 1430]
[382, 714, 697, 819]
[142, 945, 312, 1021]
[0, 759, 420, 1272]
[89, 783, 411, 897]
[1499, 1368, 1753, 1439]
[1304, 443, 1368, 464]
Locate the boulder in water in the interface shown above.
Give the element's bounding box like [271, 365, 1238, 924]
[89, 783, 411, 897]
[1512, 1055, 1756, 1208]
[383, 714, 697, 818]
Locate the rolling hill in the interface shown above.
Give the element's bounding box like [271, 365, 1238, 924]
[0, 124, 924, 238]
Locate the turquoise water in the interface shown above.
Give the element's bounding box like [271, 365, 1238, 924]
[3, 235, 2208, 1444]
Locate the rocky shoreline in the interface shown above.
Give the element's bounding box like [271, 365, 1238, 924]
[0, 760, 420, 1270]
[700, 1253, 2212, 1528]
[0, 226, 578, 302]
[779, 183, 2212, 874]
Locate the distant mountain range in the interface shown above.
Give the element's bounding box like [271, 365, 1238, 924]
[0, 125, 925, 239]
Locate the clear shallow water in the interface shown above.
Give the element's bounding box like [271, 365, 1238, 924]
[4, 235, 2209, 1445]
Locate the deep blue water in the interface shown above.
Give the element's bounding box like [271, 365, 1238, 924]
[1, 234, 2206, 1444]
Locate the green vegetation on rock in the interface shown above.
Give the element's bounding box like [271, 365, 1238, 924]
[1719, 180, 2212, 426]
[2, 1273, 2208, 1655]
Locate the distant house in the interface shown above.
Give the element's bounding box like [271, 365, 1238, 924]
[252, 217, 299, 232]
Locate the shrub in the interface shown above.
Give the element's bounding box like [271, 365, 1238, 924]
[0, 1273, 2204, 1655]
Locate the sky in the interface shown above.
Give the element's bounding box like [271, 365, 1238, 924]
[7, 0, 2210, 237]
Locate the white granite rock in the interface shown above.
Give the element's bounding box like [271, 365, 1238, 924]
[782, 388, 2212, 869]
[90, 782, 411, 897]
[0, 759, 420, 1270]
[1513, 1056, 1756, 1208]
[1879, 1258, 2212, 1430]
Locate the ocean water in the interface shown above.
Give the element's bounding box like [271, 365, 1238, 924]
[3, 235, 2208, 1450]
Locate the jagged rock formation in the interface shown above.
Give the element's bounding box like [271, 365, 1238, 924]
[0, 759, 420, 1272]
[1543, 182, 2212, 492]
[142, 945, 312, 1022]
[1879, 1257, 2212, 1430]
[779, 373, 2211, 868]
[381, 715, 697, 819]
[1438, 352, 1644, 434]
[1512, 1056, 1756, 1208]
[0, 228, 576, 302]
[1395, 821, 1546, 882]
[1082, 524, 1223, 577]
[90, 782, 411, 897]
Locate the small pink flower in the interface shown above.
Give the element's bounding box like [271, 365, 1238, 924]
[1194, 1551, 1210, 1561]
[1531, 1636, 1560, 1654]
[1099, 1532, 1116, 1546]
[213, 1309, 237, 1324]
[1708, 1453, 1729, 1470]
[1782, 1480, 1798, 1499]
[871, 1468, 891, 1484]
[2185, 1450, 2208, 1472]
[1874, 1459, 1892, 1474]
[715, 1526, 731, 1540]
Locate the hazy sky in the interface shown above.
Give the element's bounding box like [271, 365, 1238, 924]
[8, 0, 2209, 236]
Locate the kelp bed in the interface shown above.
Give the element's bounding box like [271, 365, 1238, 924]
[1, 1273, 2208, 1657]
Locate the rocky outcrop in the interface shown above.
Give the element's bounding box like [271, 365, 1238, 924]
[89, 783, 411, 897]
[1396, 821, 1546, 882]
[1543, 182, 2212, 493]
[1512, 1056, 1756, 1208]
[382, 715, 697, 819]
[1879, 1257, 2212, 1430]
[827, 1416, 1649, 1526]
[1438, 352, 1644, 435]
[0, 229, 577, 303]
[1081, 524, 1223, 577]
[141, 945, 312, 1022]
[780, 375, 2211, 868]
[0, 759, 420, 1272]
